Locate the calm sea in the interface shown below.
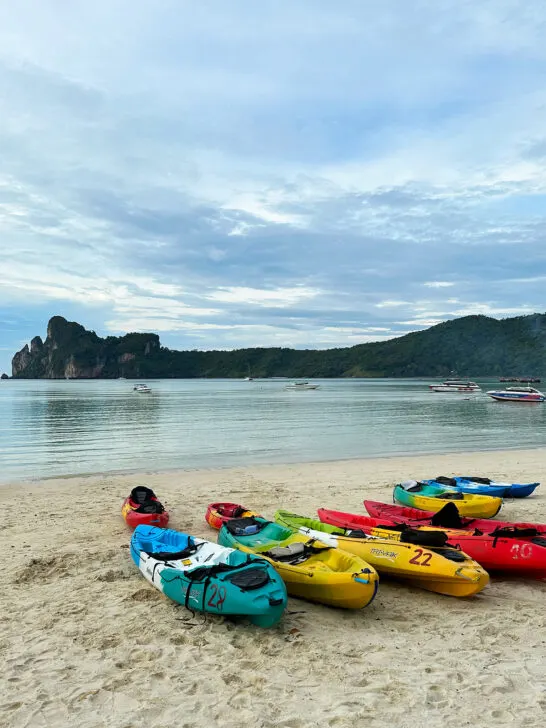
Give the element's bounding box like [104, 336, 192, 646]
[1, 378, 545, 482]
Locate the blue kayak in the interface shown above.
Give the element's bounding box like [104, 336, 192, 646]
[430, 476, 539, 498]
[130, 525, 287, 627]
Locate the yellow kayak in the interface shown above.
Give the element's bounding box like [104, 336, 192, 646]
[217, 516, 379, 609]
[275, 510, 489, 597]
[394, 481, 502, 518]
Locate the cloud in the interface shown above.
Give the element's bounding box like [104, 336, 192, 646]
[206, 286, 322, 307]
[1, 1, 546, 370]
[375, 301, 411, 308]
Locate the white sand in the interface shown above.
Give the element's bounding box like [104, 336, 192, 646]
[1, 450, 545, 728]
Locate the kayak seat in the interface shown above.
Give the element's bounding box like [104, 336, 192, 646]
[437, 492, 464, 500]
[399, 481, 424, 492]
[434, 476, 457, 487]
[225, 566, 270, 590]
[430, 503, 464, 528]
[465, 476, 492, 485]
[146, 541, 202, 562]
[344, 529, 369, 539]
[399, 529, 448, 547]
[432, 548, 466, 562]
[532, 537, 546, 547]
[225, 517, 268, 536]
[267, 543, 305, 559]
[135, 501, 165, 514]
[490, 527, 538, 539]
[130, 486, 157, 504]
[264, 540, 331, 565]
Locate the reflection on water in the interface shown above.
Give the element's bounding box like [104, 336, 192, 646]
[1, 378, 546, 481]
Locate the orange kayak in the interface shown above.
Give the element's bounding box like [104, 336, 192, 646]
[205, 502, 258, 530]
[122, 486, 169, 529]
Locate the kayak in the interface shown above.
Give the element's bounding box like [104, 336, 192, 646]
[424, 477, 506, 499]
[122, 486, 169, 528]
[430, 476, 539, 499]
[130, 525, 287, 628]
[364, 500, 546, 535]
[217, 516, 379, 609]
[319, 507, 546, 579]
[276, 510, 489, 597]
[394, 481, 503, 518]
[205, 502, 259, 530]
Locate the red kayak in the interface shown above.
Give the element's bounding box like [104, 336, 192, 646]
[318, 506, 546, 578]
[205, 502, 258, 530]
[364, 500, 546, 534]
[122, 486, 169, 529]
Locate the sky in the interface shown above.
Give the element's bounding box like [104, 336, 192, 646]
[1, 1, 546, 373]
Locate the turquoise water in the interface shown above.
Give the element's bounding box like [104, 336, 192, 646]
[1, 378, 546, 482]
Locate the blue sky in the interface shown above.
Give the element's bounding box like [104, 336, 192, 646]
[2, 1, 546, 373]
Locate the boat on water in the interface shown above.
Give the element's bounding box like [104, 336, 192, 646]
[284, 381, 320, 390]
[500, 377, 540, 383]
[429, 378, 481, 393]
[486, 386, 545, 402]
[133, 383, 152, 393]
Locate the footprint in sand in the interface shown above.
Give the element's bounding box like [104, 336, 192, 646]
[425, 684, 449, 708]
[127, 588, 161, 602]
[14, 554, 80, 584]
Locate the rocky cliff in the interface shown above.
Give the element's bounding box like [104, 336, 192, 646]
[12, 316, 161, 379]
[11, 312, 546, 379]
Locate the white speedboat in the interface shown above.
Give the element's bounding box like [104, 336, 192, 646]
[133, 383, 152, 393]
[429, 379, 481, 393]
[284, 381, 320, 391]
[486, 386, 545, 403]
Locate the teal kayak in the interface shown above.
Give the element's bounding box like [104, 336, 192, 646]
[131, 525, 287, 627]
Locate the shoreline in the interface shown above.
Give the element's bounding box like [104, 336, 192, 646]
[2, 449, 545, 728]
[3, 443, 546, 488]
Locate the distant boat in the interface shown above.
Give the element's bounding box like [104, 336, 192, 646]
[429, 379, 481, 393]
[133, 383, 152, 393]
[499, 376, 540, 383]
[244, 376, 254, 381]
[486, 386, 545, 403]
[284, 381, 320, 391]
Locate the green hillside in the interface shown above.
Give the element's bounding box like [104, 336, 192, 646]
[11, 313, 546, 379]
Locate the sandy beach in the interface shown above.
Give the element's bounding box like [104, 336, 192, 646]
[1, 449, 545, 728]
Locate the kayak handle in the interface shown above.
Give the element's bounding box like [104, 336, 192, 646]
[353, 568, 373, 585]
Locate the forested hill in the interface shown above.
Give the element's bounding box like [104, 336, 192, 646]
[10, 313, 546, 379]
